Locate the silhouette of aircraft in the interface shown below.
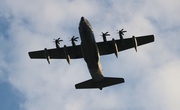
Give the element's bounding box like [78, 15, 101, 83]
[28, 17, 154, 90]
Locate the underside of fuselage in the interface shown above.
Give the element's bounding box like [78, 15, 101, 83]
[78, 17, 104, 81]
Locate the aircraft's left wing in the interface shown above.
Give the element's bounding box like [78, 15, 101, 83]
[29, 45, 83, 59]
[97, 35, 154, 56]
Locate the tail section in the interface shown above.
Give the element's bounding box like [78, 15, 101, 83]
[75, 77, 124, 90]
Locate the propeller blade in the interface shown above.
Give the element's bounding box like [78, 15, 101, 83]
[53, 38, 63, 43]
[70, 36, 79, 46]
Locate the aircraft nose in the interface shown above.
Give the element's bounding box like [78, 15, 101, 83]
[80, 16, 85, 23]
[79, 16, 92, 30]
[81, 16, 84, 20]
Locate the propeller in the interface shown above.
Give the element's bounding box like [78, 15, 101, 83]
[53, 38, 63, 48]
[116, 29, 127, 46]
[117, 29, 127, 36]
[101, 31, 110, 42]
[70, 36, 79, 46]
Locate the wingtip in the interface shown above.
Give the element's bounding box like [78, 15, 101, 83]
[28, 52, 32, 58]
[152, 35, 155, 41]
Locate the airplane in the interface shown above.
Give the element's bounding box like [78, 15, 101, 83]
[28, 17, 154, 90]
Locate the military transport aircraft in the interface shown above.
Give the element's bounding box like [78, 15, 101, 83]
[28, 17, 154, 90]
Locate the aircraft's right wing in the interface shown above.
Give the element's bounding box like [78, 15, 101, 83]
[97, 35, 154, 56]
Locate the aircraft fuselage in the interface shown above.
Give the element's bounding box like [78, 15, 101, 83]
[78, 17, 104, 81]
[28, 16, 154, 89]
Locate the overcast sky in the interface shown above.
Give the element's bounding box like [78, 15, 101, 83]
[0, 0, 180, 110]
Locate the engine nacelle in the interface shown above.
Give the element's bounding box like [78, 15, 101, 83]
[120, 35, 125, 46]
[132, 36, 138, 52]
[112, 38, 118, 58]
[64, 45, 70, 64]
[44, 48, 50, 64]
[118, 29, 126, 46]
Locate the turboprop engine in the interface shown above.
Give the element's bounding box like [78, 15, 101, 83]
[53, 38, 63, 48]
[117, 29, 127, 46]
[101, 32, 110, 42]
[70, 36, 79, 46]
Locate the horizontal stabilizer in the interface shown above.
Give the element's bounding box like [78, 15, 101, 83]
[75, 77, 124, 90]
